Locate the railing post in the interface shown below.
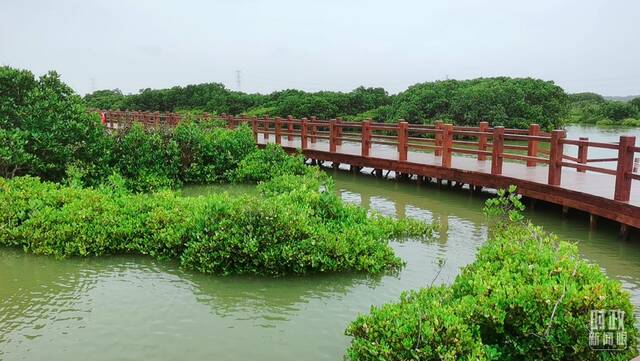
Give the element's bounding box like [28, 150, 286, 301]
[275, 117, 282, 144]
[263, 115, 270, 141]
[251, 116, 258, 143]
[361, 120, 371, 157]
[329, 119, 337, 153]
[478, 121, 489, 161]
[614, 135, 636, 202]
[434, 120, 443, 156]
[301, 117, 308, 150]
[527, 124, 540, 166]
[287, 115, 294, 141]
[547, 129, 566, 186]
[336, 117, 343, 146]
[398, 121, 408, 161]
[491, 126, 505, 175]
[441, 124, 453, 168]
[577, 137, 589, 172]
[310, 116, 317, 143]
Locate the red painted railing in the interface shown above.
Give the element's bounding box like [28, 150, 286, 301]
[97, 110, 638, 203]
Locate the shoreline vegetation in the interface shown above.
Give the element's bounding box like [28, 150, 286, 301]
[0, 65, 433, 276]
[0, 172, 432, 276]
[1, 65, 638, 359]
[83, 69, 640, 130]
[345, 189, 639, 360]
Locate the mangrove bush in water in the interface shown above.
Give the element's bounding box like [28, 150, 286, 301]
[0, 170, 433, 276]
[345, 188, 638, 360]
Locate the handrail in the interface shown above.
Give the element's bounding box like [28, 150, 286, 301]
[97, 110, 637, 202]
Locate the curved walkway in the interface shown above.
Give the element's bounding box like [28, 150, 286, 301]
[263, 137, 640, 231]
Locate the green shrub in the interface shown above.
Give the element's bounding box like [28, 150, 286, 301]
[0, 66, 112, 182]
[621, 118, 640, 127]
[595, 118, 616, 127]
[0, 173, 433, 276]
[386, 78, 569, 130]
[173, 121, 255, 183]
[231, 144, 309, 183]
[112, 123, 181, 192]
[345, 191, 638, 360]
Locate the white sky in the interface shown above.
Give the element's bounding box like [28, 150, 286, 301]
[1, 0, 639, 96]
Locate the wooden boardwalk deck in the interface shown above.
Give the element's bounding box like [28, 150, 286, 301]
[98, 110, 640, 233]
[261, 136, 640, 230]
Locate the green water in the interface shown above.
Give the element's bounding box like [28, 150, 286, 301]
[1, 126, 639, 360]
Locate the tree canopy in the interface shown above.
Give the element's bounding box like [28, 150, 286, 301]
[84, 77, 572, 129]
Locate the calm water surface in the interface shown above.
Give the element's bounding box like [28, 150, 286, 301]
[1, 126, 639, 360]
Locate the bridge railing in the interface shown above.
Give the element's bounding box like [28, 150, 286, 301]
[97, 110, 637, 202]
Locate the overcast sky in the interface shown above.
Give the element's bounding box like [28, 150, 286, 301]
[2, 0, 639, 96]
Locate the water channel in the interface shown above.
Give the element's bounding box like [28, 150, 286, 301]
[1, 126, 638, 360]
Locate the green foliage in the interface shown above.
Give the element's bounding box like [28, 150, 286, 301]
[173, 121, 256, 183]
[601, 101, 638, 121]
[482, 185, 525, 222]
[566, 92, 640, 126]
[83, 89, 126, 109]
[386, 78, 569, 130]
[84, 84, 392, 121]
[346, 221, 638, 361]
[568, 92, 605, 103]
[0, 66, 112, 181]
[86, 77, 572, 129]
[232, 144, 309, 183]
[112, 123, 181, 192]
[0, 173, 433, 276]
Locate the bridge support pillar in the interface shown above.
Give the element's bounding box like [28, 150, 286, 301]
[375, 169, 383, 178]
[562, 206, 569, 216]
[332, 162, 340, 170]
[619, 224, 629, 241]
[589, 214, 598, 230]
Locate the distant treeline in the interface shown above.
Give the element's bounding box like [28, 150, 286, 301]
[84, 77, 573, 130]
[567, 92, 640, 127]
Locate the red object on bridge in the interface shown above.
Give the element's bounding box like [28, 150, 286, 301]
[100, 112, 107, 125]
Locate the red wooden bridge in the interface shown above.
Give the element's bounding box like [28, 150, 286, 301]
[99, 110, 640, 237]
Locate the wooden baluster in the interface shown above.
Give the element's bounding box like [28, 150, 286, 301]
[287, 115, 294, 141]
[361, 120, 371, 157]
[491, 126, 505, 175]
[577, 137, 589, 172]
[547, 129, 566, 186]
[614, 135, 636, 202]
[398, 121, 408, 161]
[228, 115, 235, 129]
[329, 119, 337, 153]
[204, 112, 210, 122]
[310, 116, 317, 143]
[263, 115, 270, 140]
[441, 124, 453, 168]
[527, 124, 540, 166]
[275, 117, 282, 144]
[434, 120, 443, 156]
[251, 116, 258, 143]
[301, 118, 308, 150]
[336, 117, 343, 146]
[478, 121, 489, 161]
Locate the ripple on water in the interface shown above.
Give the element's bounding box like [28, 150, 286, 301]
[1, 163, 639, 360]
